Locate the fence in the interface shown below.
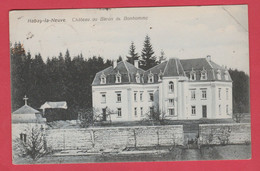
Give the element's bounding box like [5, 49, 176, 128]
[45, 125, 184, 150]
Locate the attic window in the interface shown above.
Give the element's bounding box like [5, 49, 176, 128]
[136, 72, 140, 83]
[115, 71, 121, 83]
[201, 68, 207, 80]
[148, 71, 154, 83]
[224, 70, 229, 80]
[190, 69, 196, 81]
[100, 72, 106, 84]
[158, 70, 163, 82]
[217, 69, 221, 80]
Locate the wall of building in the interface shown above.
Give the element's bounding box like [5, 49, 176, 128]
[199, 123, 251, 145]
[45, 125, 184, 150]
[92, 84, 159, 121]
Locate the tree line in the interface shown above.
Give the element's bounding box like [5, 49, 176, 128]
[10, 35, 250, 120]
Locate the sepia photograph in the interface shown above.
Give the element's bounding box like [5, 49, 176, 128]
[9, 5, 250, 164]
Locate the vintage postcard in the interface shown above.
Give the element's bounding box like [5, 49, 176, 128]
[10, 5, 250, 164]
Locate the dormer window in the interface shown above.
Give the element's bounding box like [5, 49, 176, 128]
[100, 72, 106, 84]
[158, 70, 163, 82]
[115, 71, 121, 83]
[148, 71, 154, 83]
[217, 69, 221, 80]
[136, 72, 140, 83]
[190, 68, 196, 81]
[224, 70, 229, 80]
[201, 68, 207, 80]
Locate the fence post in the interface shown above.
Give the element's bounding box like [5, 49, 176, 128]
[133, 129, 137, 148]
[90, 129, 95, 148]
[157, 128, 160, 147]
[63, 130, 65, 150]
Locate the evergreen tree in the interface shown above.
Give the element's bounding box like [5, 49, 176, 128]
[140, 35, 157, 70]
[126, 42, 139, 64]
[117, 55, 123, 62]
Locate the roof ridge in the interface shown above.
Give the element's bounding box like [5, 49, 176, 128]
[175, 59, 179, 75]
[122, 60, 131, 82]
[163, 60, 170, 75]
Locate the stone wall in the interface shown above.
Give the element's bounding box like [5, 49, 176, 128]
[46, 125, 184, 150]
[199, 123, 251, 145]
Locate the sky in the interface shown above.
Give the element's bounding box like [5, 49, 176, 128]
[9, 5, 249, 73]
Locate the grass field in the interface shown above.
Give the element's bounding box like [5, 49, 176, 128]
[13, 144, 251, 164]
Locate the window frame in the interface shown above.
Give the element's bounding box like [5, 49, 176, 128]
[117, 108, 122, 117]
[191, 106, 196, 115]
[116, 93, 122, 103]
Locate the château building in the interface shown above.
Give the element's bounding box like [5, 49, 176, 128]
[92, 56, 232, 122]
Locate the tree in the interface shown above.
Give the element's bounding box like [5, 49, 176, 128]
[158, 49, 166, 63]
[14, 125, 46, 161]
[140, 35, 158, 70]
[126, 42, 139, 64]
[117, 55, 123, 62]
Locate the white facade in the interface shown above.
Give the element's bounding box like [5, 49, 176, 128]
[92, 58, 232, 122]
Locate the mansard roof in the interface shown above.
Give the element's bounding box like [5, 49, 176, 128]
[92, 61, 145, 85]
[180, 58, 232, 82]
[92, 57, 232, 86]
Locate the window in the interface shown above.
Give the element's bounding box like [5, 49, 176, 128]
[140, 92, 143, 101]
[191, 106, 196, 115]
[101, 93, 106, 103]
[201, 89, 207, 100]
[117, 93, 121, 102]
[117, 108, 122, 117]
[226, 88, 229, 100]
[218, 88, 221, 100]
[190, 69, 196, 81]
[169, 108, 175, 116]
[219, 105, 221, 115]
[100, 72, 106, 84]
[140, 107, 143, 116]
[149, 93, 154, 101]
[226, 105, 229, 115]
[150, 107, 154, 116]
[169, 81, 174, 93]
[169, 99, 174, 106]
[148, 71, 154, 83]
[191, 90, 196, 100]
[217, 69, 221, 80]
[224, 71, 229, 80]
[115, 71, 121, 83]
[136, 72, 140, 83]
[134, 92, 137, 102]
[201, 68, 207, 80]
[134, 107, 137, 117]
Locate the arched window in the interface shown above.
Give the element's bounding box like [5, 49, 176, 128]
[224, 70, 229, 80]
[169, 81, 174, 93]
[190, 68, 196, 81]
[136, 72, 140, 83]
[201, 68, 207, 80]
[100, 72, 106, 84]
[217, 69, 221, 80]
[158, 70, 163, 82]
[148, 71, 154, 83]
[115, 71, 121, 83]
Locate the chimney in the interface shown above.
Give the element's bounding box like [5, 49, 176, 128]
[134, 60, 139, 68]
[206, 55, 211, 62]
[113, 60, 117, 69]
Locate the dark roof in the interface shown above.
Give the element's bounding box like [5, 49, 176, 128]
[92, 58, 232, 85]
[180, 58, 232, 82]
[92, 61, 145, 85]
[12, 105, 40, 114]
